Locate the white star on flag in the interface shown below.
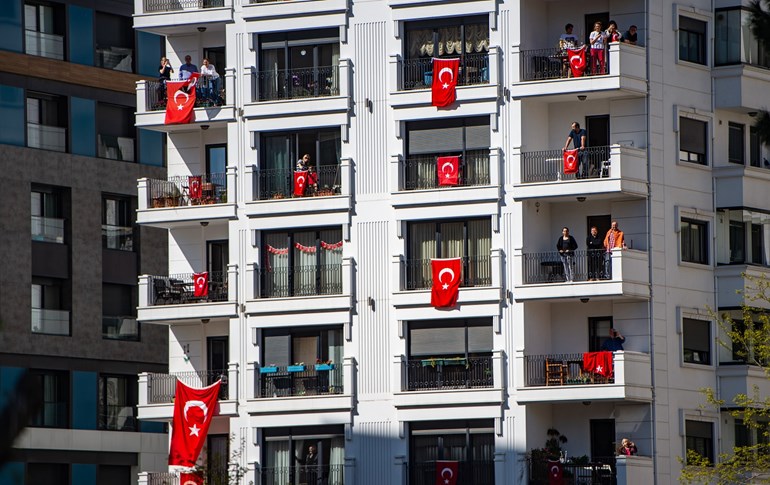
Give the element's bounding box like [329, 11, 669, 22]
[189, 424, 200, 436]
[445, 480, 450, 485]
[442, 83, 449, 89]
[177, 104, 184, 110]
[442, 283, 449, 290]
[595, 365, 603, 373]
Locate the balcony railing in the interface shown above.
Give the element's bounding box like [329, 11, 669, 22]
[145, 79, 225, 111]
[31, 308, 70, 335]
[98, 405, 137, 431]
[521, 146, 611, 183]
[150, 271, 228, 305]
[102, 316, 139, 340]
[522, 250, 609, 284]
[257, 365, 343, 398]
[148, 173, 228, 208]
[102, 225, 133, 251]
[404, 356, 493, 391]
[27, 123, 66, 152]
[520, 47, 609, 81]
[255, 65, 339, 101]
[402, 52, 490, 90]
[404, 256, 492, 290]
[409, 461, 494, 485]
[528, 457, 616, 485]
[31, 215, 65, 243]
[403, 150, 490, 190]
[259, 264, 342, 298]
[147, 371, 228, 404]
[258, 165, 342, 200]
[25, 30, 64, 60]
[257, 465, 344, 485]
[98, 134, 135, 162]
[142, 0, 225, 13]
[524, 353, 614, 387]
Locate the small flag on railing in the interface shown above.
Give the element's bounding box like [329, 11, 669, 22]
[188, 176, 202, 200]
[567, 46, 587, 77]
[563, 149, 579, 174]
[180, 471, 204, 485]
[437, 156, 460, 186]
[193, 272, 208, 297]
[548, 460, 563, 485]
[435, 460, 458, 485]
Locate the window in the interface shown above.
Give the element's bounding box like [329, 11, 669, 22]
[102, 196, 133, 251]
[715, 8, 770, 68]
[729, 220, 746, 263]
[32, 278, 69, 335]
[98, 375, 137, 431]
[261, 228, 343, 297]
[404, 118, 491, 190]
[728, 122, 745, 164]
[679, 16, 707, 65]
[683, 318, 711, 365]
[730, 317, 770, 365]
[102, 284, 138, 341]
[28, 370, 69, 428]
[97, 104, 135, 161]
[207, 435, 230, 485]
[735, 419, 770, 447]
[717, 209, 769, 266]
[686, 420, 714, 464]
[679, 117, 708, 165]
[751, 223, 764, 265]
[750, 126, 762, 168]
[262, 425, 345, 484]
[26, 92, 67, 152]
[24, 2, 65, 60]
[27, 463, 68, 485]
[31, 188, 64, 243]
[589, 317, 614, 352]
[681, 218, 709, 264]
[406, 219, 491, 289]
[95, 12, 134, 72]
[206, 144, 227, 176]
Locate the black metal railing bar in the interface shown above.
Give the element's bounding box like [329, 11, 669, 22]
[521, 146, 611, 183]
[151, 271, 228, 305]
[524, 353, 615, 386]
[402, 52, 490, 90]
[258, 165, 342, 200]
[148, 370, 229, 404]
[255, 65, 339, 102]
[403, 151, 490, 190]
[404, 255, 492, 290]
[259, 264, 343, 298]
[520, 47, 609, 81]
[257, 365, 343, 398]
[404, 356, 493, 391]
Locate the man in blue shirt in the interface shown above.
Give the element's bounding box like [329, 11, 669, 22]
[601, 328, 625, 351]
[179, 55, 199, 80]
[563, 121, 588, 178]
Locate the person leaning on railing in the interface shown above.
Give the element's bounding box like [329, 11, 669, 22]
[602, 220, 625, 278]
[200, 58, 222, 105]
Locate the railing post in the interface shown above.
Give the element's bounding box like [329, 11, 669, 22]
[246, 66, 257, 103]
[391, 254, 404, 293]
[245, 164, 257, 202]
[488, 45, 500, 88]
[490, 248, 502, 292]
[246, 361, 256, 399]
[137, 472, 149, 485]
[510, 147, 522, 185]
[344, 457, 356, 485]
[390, 154, 402, 193]
[138, 372, 149, 407]
[609, 144, 621, 179]
[340, 157, 352, 196]
[247, 262, 258, 299]
[138, 275, 151, 307]
[611, 248, 623, 281]
[613, 351, 624, 385]
[511, 45, 521, 83]
[514, 350, 525, 389]
[339, 58, 350, 101]
[608, 42, 620, 76]
[226, 165, 237, 204]
[389, 54, 401, 93]
[224, 67, 235, 105]
[227, 362, 239, 400]
[227, 263, 238, 302]
[392, 354, 404, 394]
[343, 356, 355, 395]
[136, 80, 147, 114]
[492, 350, 504, 389]
[342, 257, 353, 301]
[137, 178, 149, 211]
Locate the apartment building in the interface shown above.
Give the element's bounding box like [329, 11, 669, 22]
[0, 1, 170, 484]
[132, 0, 770, 483]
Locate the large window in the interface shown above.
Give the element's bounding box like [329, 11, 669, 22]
[750, 126, 762, 168]
[31, 187, 64, 243]
[32, 278, 69, 336]
[729, 219, 746, 263]
[679, 16, 707, 65]
[406, 219, 491, 289]
[679, 117, 708, 165]
[729, 315, 770, 366]
[102, 195, 133, 251]
[735, 419, 770, 447]
[27, 92, 67, 152]
[27, 463, 68, 485]
[102, 284, 138, 341]
[97, 104, 135, 161]
[683, 318, 711, 365]
[24, 1, 65, 60]
[686, 420, 714, 464]
[681, 218, 709, 264]
[261, 425, 345, 485]
[98, 374, 137, 431]
[728, 122, 745, 165]
[95, 12, 134, 72]
[717, 209, 769, 266]
[28, 370, 69, 428]
[715, 8, 770, 68]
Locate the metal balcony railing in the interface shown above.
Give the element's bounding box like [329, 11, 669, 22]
[147, 371, 229, 404]
[402, 52, 489, 90]
[257, 365, 343, 398]
[150, 271, 228, 305]
[404, 256, 491, 290]
[522, 250, 610, 284]
[524, 353, 615, 387]
[409, 461, 494, 485]
[521, 146, 611, 183]
[31, 215, 65, 244]
[255, 65, 339, 101]
[257, 465, 344, 485]
[403, 150, 490, 190]
[259, 264, 342, 298]
[102, 225, 133, 251]
[148, 173, 228, 208]
[27, 123, 66, 152]
[528, 457, 616, 485]
[102, 316, 139, 340]
[521, 47, 610, 81]
[31, 308, 70, 335]
[404, 356, 493, 391]
[145, 79, 225, 111]
[142, 0, 224, 13]
[258, 165, 342, 200]
[25, 31, 64, 60]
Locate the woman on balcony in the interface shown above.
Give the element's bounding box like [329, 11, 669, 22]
[556, 227, 578, 282]
[589, 21, 608, 74]
[157, 57, 174, 102]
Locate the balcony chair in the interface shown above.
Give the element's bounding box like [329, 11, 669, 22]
[545, 358, 567, 386]
[153, 278, 181, 305]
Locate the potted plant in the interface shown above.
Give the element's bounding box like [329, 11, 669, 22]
[259, 364, 279, 374]
[314, 359, 334, 371]
[287, 362, 306, 372]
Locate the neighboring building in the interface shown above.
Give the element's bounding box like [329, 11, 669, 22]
[0, 1, 170, 484]
[131, 0, 770, 484]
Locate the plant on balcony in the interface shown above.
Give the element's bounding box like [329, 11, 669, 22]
[287, 363, 306, 372]
[315, 359, 334, 371]
[526, 429, 571, 483]
[259, 365, 279, 374]
[192, 434, 249, 485]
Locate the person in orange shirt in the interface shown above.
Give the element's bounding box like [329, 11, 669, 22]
[603, 221, 624, 279]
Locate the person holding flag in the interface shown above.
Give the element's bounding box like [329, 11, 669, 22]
[563, 121, 587, 178]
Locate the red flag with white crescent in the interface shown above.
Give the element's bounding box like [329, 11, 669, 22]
[548, 460, 563, 485]
[168, 379, 221, 467]
[431, 58, 460, 107]
[294, 171, 307, 197]
[193, 272, 208, 297]
[435, 460, 458, 485]
[165, 73, 200, 125]
[582, 351, 614, 378]
[188, 176, 202, 199]
[437, 156, 460, 186]
[567, 46, 587, 77]
[180, 471, 204, 485]
[563, 149, 579, 174]
[430, 258, 462, 308]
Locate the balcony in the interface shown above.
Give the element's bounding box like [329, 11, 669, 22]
[137, 172, 237, 229]
[715, 164, 770, 209]
[31, 216, 64, 244]
[409, 461, 494, 485]
[243, 60, 350, 129]
[515, 351, 652, 403]
[241, 0, 349, 28]
[511, 43, 646, 100]
[99, 405, 137, 432]
[27, 123, 66, 152]
[718, 364, 770, 403]
[713, 64, 770, 111]
[404, 256, 491, 290]
[25, 31, 64, 60]
[513, 249, 650, 301]
[137, 270, 239, 324]
[256, 465, 345, 485]
[715, 264, 770, 309]
[139, 471, 231, 485]
[102, 225, 133, 251]
[133, 0, 233, 35]
[528, 457, 616, 485]
[135, 72, 236, 131]
[102, 315, 139, 341]
[512, 145, 648, 201]
[137, 367, 238, 421]
[31, 308, 70, 336]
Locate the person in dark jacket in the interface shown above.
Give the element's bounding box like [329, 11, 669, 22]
[586, 226, 604, 280]
[556, 227, 578, 282]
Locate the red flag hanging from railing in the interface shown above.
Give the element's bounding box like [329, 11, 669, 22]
[547, 460, 563, 485]
[437, 156, 460, 186]
[563, 149, 579, 174]
[168, 379, 221, 467]
[188, 176, 202, 199]
[431, 58, 460, 107]
[567, 46, 587, 77]
[430, 258, 462, 308]
[180, 471, 204, 485]
[582, 351, 614, 378]
[193, 272, 209, 297]
[165, 73, 200, 125]
[294, 171, 307, 197]
[435, 460, 458, 485]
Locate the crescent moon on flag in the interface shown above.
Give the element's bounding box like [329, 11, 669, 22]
[566, 153, 576, 164]
[550, 465, 560, 476]
[441, 161, 455, 174]
[296, 175, 306, 185]
[441, 467, 454, 478]
[184, 400, 208, 421]
[438, 267, 455, 284]
[195, 275, 206, 287]
[183, 481, 200, 485]
[570, 54, 583, 67]
[174, 89, 190, 104]
[438, 67, 454, 83]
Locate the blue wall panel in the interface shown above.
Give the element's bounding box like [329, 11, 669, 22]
[72, 464, 96, 485]
[71, 371, 97, 430]
[0, 462, 24, 485]
[68, 6, 94, 66]
[70, 97, 96, 157]
[0, 85, 25, 147]
[0, 0, 23, 53]
[140, 420, 166, 434]
[139, 129, 165, 166]
[137, 31, 163, 78]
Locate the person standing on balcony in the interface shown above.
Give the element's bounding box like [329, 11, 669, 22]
[618, 438, 638, 456]
[563, 122, 587, 178]
[601, 328, 625, 351]
[296, 445, 318, 483]
[556, 227, 578, 282]
[179, 55, 198, 80]
[296, 153, 311, 171]
[559, 23, 579, 49]
[623, 25, 638, 45]
[200, 58, 221, 105]
[602, 221, 624, 279]
[157, 57, 174, 102]
[606, 20, 622, 43]
[586, 226, 604, 280]
[589, 21, 608, 74]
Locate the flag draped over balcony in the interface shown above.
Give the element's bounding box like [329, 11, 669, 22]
[435, 460, 458, 485]
[547, 460, 563, 485]
[188, 176, 202, 200]
[168, 379, 221, 467]
[430, 258, 462, 308]
[294, 171, 307, 197]
[431, 58, 460, 107]
[563, 149, 579, 174]
[567, 46, 587, 77]
[436, 156, 460, 186]
[193, 272, 209, 297]
[582, 351, 613, 378]
[165, 73, 200, 125]
[180, 471, 204, 485]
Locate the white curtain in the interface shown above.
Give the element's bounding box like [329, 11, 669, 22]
[328, 329, 343, 390]
[262, 48, 281, 99]
[264, 233, 289, 297]
[294, 232, 317, 296]
[266, 440, 291, 485]
[320, 229, 343, 293]
[409, 223, 437, 288]
[467, 220, 492, 286]
[330, 437, 345, 485]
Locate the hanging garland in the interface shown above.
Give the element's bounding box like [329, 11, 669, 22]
[266, 244, 289, 255]
[265, 241, 343, 256]
[321, 240, 343, 251]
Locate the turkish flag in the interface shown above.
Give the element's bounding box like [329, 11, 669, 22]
[431, 58, 460, 107]
[582, 351, 614, 378]
[437, 156, 460, 186]
[563, 149, 579, 174]
[188, 176, 202, 199]
[165, 73, 200, 125]
[294, 171, 307, 197]
[547, 460, 563, 485]
[168, 379, 221, 467]
[435, 460, 458, 485]
[193, 272, 208, 297]
[180, 471, 204, 485]
[567, 46, 587, 77]
[430, 258, 462, 308]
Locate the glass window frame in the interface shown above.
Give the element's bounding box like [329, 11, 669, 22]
[728, 122, 745, 165]
[685, 420, 714, 464]
[97, 374, 138, 432]
[682, 317, 711, 365]
[679, 117, 708, 165]
[28, 369, 70, 429]
[679, 16, 707, 65]
[102, 194, 134, 251]
[681, 218, 709, 265]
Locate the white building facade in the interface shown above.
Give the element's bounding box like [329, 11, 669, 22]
[133, 0, 770, 483]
